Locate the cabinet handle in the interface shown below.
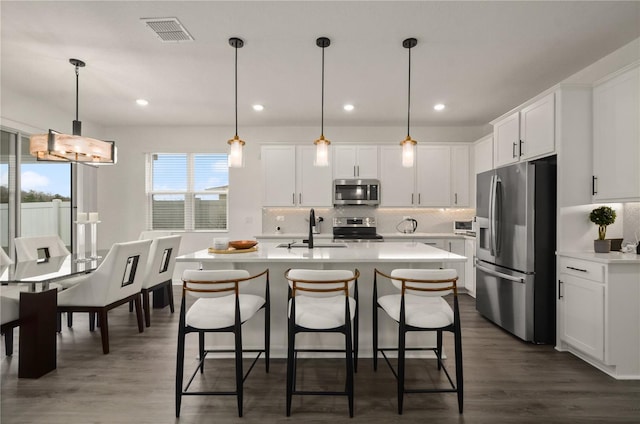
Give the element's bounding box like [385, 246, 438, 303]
[411, 193, 414, 205]
[448, 241, 452, 252]
[354, 165, 357, 177]
[418, 193, 421, 204]
[357, 165, 360, 177]
[558, 280, 563, 299]
[299, 193, 302, 204]
[592, 176, 598, 195]
[454, 193, 458, 204]
[292, 193, 295, 205]
[519, 139, 524, 157]
[512, 142, 517, 158]
[566, 266, 587, 273]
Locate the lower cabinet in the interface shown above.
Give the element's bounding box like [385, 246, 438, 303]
[557, 255, 640, 379]
[464, 238, 476, 297]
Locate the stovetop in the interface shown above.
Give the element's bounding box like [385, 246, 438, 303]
[333, 216, 383, 241]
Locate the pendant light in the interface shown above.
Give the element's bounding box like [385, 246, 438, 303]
[314, 37, 331, 167]
[400, 38, 418, 168]
[29, 58, 116, 164]
[228, 37, 246, 168]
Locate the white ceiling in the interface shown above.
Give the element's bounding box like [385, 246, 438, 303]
[1, 1, 639, 130]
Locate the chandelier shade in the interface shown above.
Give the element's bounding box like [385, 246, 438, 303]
[29, 58, 116, 165]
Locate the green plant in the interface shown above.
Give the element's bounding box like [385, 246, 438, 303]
[589, 206, 616, 240]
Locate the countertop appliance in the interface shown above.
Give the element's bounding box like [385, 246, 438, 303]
[453, 220, 474, 234]
[333, 179, 380, 206]
[333, 217, 384, 242]
[475, 158, 556, 344]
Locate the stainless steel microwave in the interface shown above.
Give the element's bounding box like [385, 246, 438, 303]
[333, 179, 380, 206]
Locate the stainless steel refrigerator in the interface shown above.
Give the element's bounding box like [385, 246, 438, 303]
[475, 158, 556, 344]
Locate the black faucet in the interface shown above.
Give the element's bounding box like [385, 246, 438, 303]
[303, 208, 315, 249]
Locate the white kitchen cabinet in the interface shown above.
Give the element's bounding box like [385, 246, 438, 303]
[443, 239, 466, 289]
[592, 64, 640, 202]
[380, 144, 469, 208]
[379, 145, 415, 207]
[557, 254, 640, 379]
[474, 134, 493, 175]
[492, 93, 555, 168]
[261, 145, 332, 207]
[333, 145, 379, 179]
[464, 238, 476, 297]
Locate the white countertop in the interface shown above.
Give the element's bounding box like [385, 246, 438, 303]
[177, 241, 467, 264]
[255, 232, 475, 240]
[557, 251, 640, 264]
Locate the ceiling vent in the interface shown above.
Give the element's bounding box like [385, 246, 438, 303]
[141, 17, 194, 42]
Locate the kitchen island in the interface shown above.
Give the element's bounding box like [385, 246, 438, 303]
[177, 241, 466, 358]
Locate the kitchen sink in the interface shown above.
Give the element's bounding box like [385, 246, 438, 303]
[276, 242, 347, 248]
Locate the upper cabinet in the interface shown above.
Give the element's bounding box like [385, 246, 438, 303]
[474, 134, 493, 175]
[333, 145, 379, 179]
[493, 92, 555, 168]
[262, 145, 333, 207]
[592, 64, 640, 202]
[379, 144, 469, 207]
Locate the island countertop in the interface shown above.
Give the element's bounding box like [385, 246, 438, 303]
[177, 241, 467, 263]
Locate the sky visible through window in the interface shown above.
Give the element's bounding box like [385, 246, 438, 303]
[152, 154, 228, 192]
[0, 163, 70, 198]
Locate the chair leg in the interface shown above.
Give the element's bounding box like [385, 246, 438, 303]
[99, 310, 109, 354]
[143, 290, 151, 328]
[4, 328, 13, 356]
[346, 325, 354, 418]
[264, 305, 270, 373]
[89, 312, 96, 331]
[397, 327, 406, 415]
[353, 306, 359, 374]
[437, 330, 443, 371]
[167, 284, 175, 314]
[286, 322, 295, 416]
[373, 304, 378, 371]
[56, 312, 62, 333]
[134, 295, 144, 333]
[67, 312, 73, 328]
[175, 298, 186, 418]
[234, 326, 244, 417]
[198, 332, 205, 374]
[129, 300, 134, 312]
[455, 327, 464, 413]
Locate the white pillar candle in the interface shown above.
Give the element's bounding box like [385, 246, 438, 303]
[77, 212, 88, 222]
[89, 212, 99, 222]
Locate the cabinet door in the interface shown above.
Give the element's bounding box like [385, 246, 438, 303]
[356, 146, 379, 178]
[416, 146, 451, 206]
[262, 145, 296, 206]
[593, 65, 640, 202]
[464, 239, 476, 297]
[297, 146, 333, 207]
[520, 92, 555, 161]
[474, 135, 493, 175]
[379, 146, 415, 207]
[443, 239, 466, 288]
[451, 145, 469, 207]
[493, 111, 520, 168]
[560, 274, 604, 361]
[333, 145, 358, 178]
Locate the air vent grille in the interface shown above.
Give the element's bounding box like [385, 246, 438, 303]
[141, 17, 194, 42]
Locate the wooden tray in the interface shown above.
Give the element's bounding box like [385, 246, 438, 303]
[208, 246, 258, 254]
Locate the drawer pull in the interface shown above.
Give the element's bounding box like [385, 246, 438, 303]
[558, 280, 563, 299]
[566, 266, 587, 273]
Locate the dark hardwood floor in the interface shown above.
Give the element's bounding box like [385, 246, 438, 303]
[2, 288, 639, 423]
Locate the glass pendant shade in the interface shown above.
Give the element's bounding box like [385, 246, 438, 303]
[227, 135, 245, 168]
[314, 135, 330, 167]
[401, 135, 417, 168]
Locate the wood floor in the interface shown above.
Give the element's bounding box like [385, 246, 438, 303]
[2, 289, 639, 423]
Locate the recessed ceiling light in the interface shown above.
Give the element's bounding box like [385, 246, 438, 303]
[343, 104, 354, 111]
[252, 104, 264, 111]
[434, 103, 445, 111]
[136, 99, 149, 106]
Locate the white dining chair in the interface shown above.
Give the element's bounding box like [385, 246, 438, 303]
[0, 292, 20, 356]
[0, 248, 13, 266]
[140, 235, 181, 327]
[176, 269, 270, 418]
[284, 268, 359, 418]
[373, 268, 463, 414]
[56, 239, 152, 354]
[14, 235, 70, 262]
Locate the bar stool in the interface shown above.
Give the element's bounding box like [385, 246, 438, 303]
[284, 268, 359, 417]
[176, 269, 270, 418]
[373, 268, 463, 414]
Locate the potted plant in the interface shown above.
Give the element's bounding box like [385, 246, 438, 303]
[589, 206, 616, 253]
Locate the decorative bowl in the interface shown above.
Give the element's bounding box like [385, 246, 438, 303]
[228, 240, 258, 250]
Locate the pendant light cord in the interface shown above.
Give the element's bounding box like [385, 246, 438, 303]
[234, 43, 238, 138]
[321, 44, 325, 138]
[75, 63, 80, 122]
[407, 44, 411, 138]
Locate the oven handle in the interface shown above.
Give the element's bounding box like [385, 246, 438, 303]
[475, 261, 524, 283]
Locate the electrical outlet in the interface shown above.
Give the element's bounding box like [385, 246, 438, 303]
[276, 215, 285, 222]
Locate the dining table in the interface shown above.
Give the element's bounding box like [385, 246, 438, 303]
[1, 251, 106, 378]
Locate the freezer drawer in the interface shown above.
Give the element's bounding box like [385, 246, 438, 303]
[475, 261, 534, 342]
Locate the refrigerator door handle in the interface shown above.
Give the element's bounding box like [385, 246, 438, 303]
[488, 174, 495, 256]
[476, 261, 525, 283]
[494, 177, 502, 256]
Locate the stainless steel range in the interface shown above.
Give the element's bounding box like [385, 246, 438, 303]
[332, 217, 384, 242]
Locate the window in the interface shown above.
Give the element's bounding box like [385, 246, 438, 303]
[146, 153, 228, 231]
